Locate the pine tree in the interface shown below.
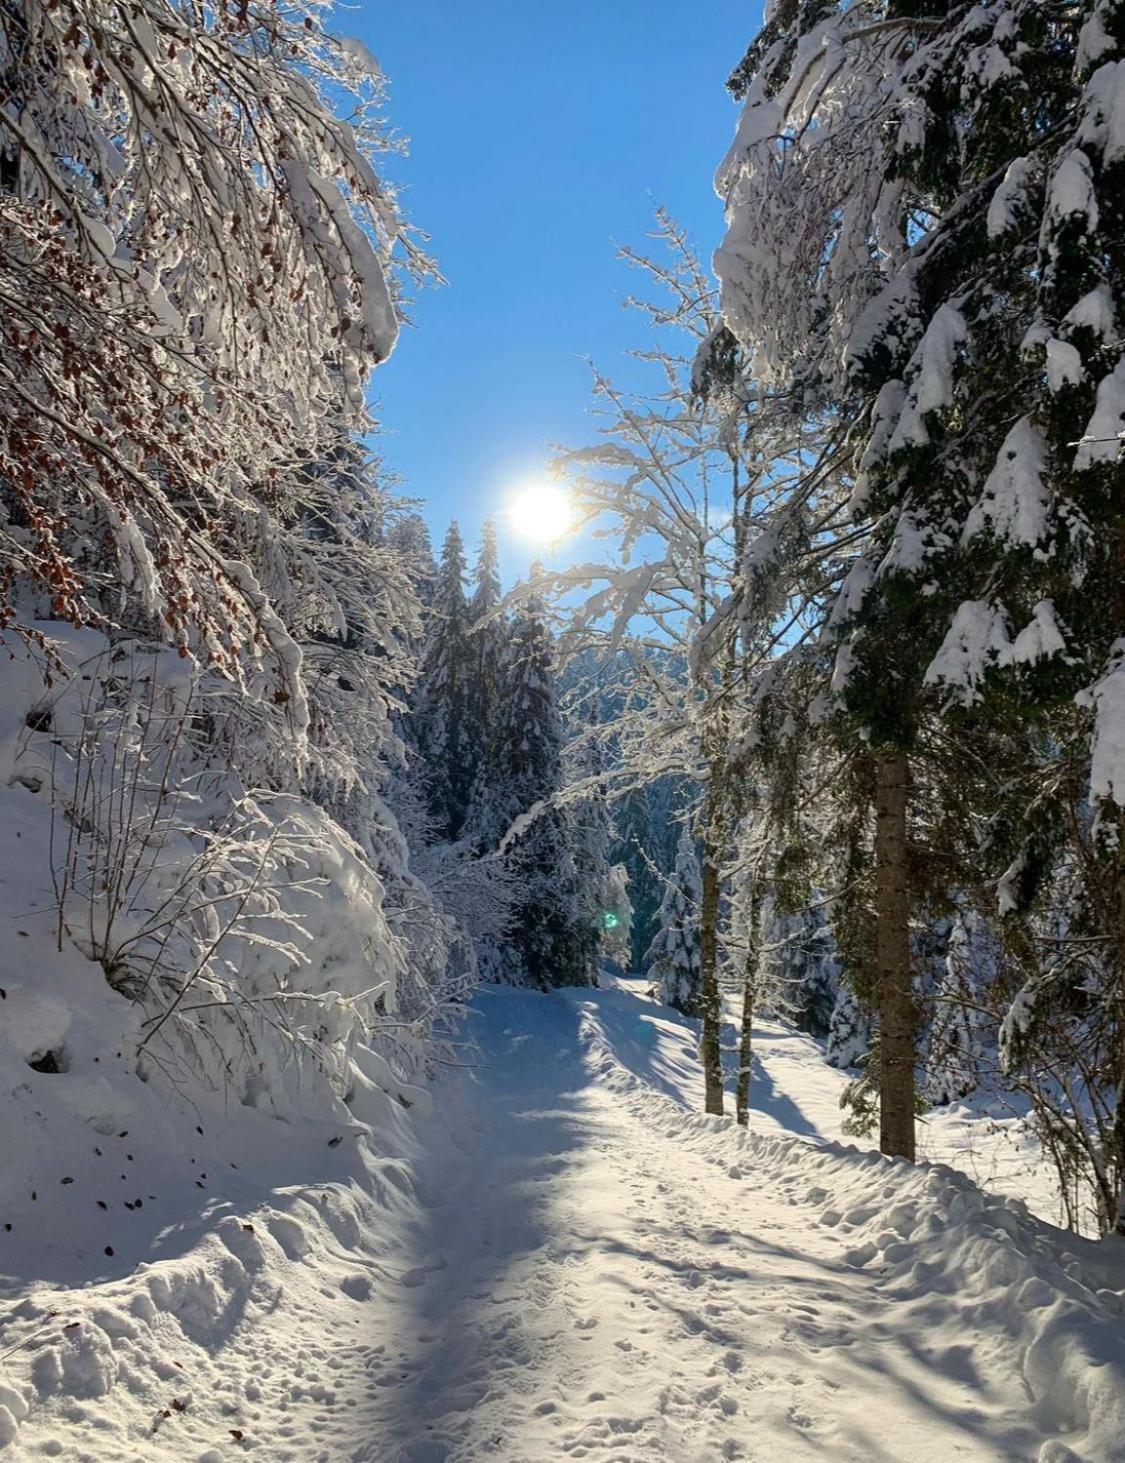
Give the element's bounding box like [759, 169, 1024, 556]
[646, 830, 703, 1018]
[464, 519, 506, 792]
[713, 0, 1125, 1181]
[466, 594, 596, 988]
[566, 738, 620, 977]
[387, 513, 439, 612]
[413, 522, 473, 840]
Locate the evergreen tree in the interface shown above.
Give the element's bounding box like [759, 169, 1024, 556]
[646, 830, 703, 1018]
[387, 513, 439, 612]
[465, 519, 507, 790]
[466, 594, 596, 988]
[925, 910, 997, 1107]
[713, 0, 1125, 1186]
[413, 522, 473, 840]
[827, 985, 874, 1072]
[616, 776, 689, 970]
[761, 899, 839, 1039]
[566, 738, 620, 977]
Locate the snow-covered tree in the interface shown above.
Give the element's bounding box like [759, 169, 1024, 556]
[646, 829, 703, 1018]
[387, 513, 439, 614]
[413, 522, 473, 840]
[599, 863, 635, 974]
[760, 899, 839, 1039]
[535, 216, 813, 1115]
[925, 911, 998, 1107]
[0, 0, 475, 1123]
[565, 739, 620, 978]
[0, 0, 430, 687]
[827, 984, 874, 1073]
[467, 595, 595, 989]
[712, 1, 1125, 1189]
[465, 519, 506, 775]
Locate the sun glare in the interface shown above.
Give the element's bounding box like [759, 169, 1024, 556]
[507, 482, 574, 544]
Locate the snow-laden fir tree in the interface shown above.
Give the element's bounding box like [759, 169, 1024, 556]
[466, 519, 506, 771]
[599, 863, 635, 974]
[760, 898, 839, 1040]
[646, 829, 703, 1018]
[924, 910, 998, 1107]
[713, 1, 1125, 1193]
[387, 514, 439, 613]
[413, 522, 474, 840]
[615, 773, 690, 970]
[465, 592, 596, 989]
[826, 984, 874, 1072]
[564, 737, 621, 976]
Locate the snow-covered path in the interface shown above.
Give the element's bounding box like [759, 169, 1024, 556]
[355, 987, 1077, 1463]
[5, 981, 1123, 1462]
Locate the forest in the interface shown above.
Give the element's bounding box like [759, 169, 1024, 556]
[1, 2, 1124, 1460]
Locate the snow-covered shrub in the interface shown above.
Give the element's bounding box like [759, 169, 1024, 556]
[2, 631, 461, 1121]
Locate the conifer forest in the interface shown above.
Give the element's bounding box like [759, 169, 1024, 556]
[0, 3, 1124, 1460]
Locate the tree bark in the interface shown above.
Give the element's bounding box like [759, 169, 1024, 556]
[875, 751, 916, 1161]
[1111, 862, 1125, 1236]
[736, 882, 762, 1128]
[699, 826, 725, 1117]
[735, 963, 754, 1128]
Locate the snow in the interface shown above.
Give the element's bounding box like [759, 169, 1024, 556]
[987, 155, 1035, 239]
[1063, 282, 1119, 344]
[925, 600, 1012, 704]
[1046, 149, 1099, 233]
[1079, 653, 1125, 807]
[965, 416, 1052, 547]
[1079, 60, 1125, 168]
[1045, 337, 1085, 393]
[1074, 358, 1125, 470]
[3, 971, 1122, 1461]
[1009, 599, 1068, 667]
[887, 304, 966, 452]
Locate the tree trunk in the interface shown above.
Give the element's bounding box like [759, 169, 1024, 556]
[736, 966, 754, 1128]
[1111, 862, 1125, 1236]
[736, 883, 762, 1128]
[699, 832, 725, 1117]
[875, 751, 916, 1162]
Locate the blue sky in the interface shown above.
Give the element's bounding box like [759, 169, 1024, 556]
[357, 1, 761, 579]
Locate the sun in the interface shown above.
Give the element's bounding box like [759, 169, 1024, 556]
[507, 482, 574, 543]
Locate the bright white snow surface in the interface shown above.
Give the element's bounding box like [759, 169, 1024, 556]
[3, 977, 1125, 1462]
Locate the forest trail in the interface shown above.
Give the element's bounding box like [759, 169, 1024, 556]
[3, 979, 1121, 1462]
[355, 985, 1061, 1463]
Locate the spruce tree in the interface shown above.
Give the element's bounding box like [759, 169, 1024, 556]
[566, 738, 620, 976]
[646, 829, 704, 1018]
[714, 0, 1125, 1180]
[413, 522, 473, 840]
[466, 594, 596, 988]
[388, 513, 439, 611]
[465, 520, 506, 788]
